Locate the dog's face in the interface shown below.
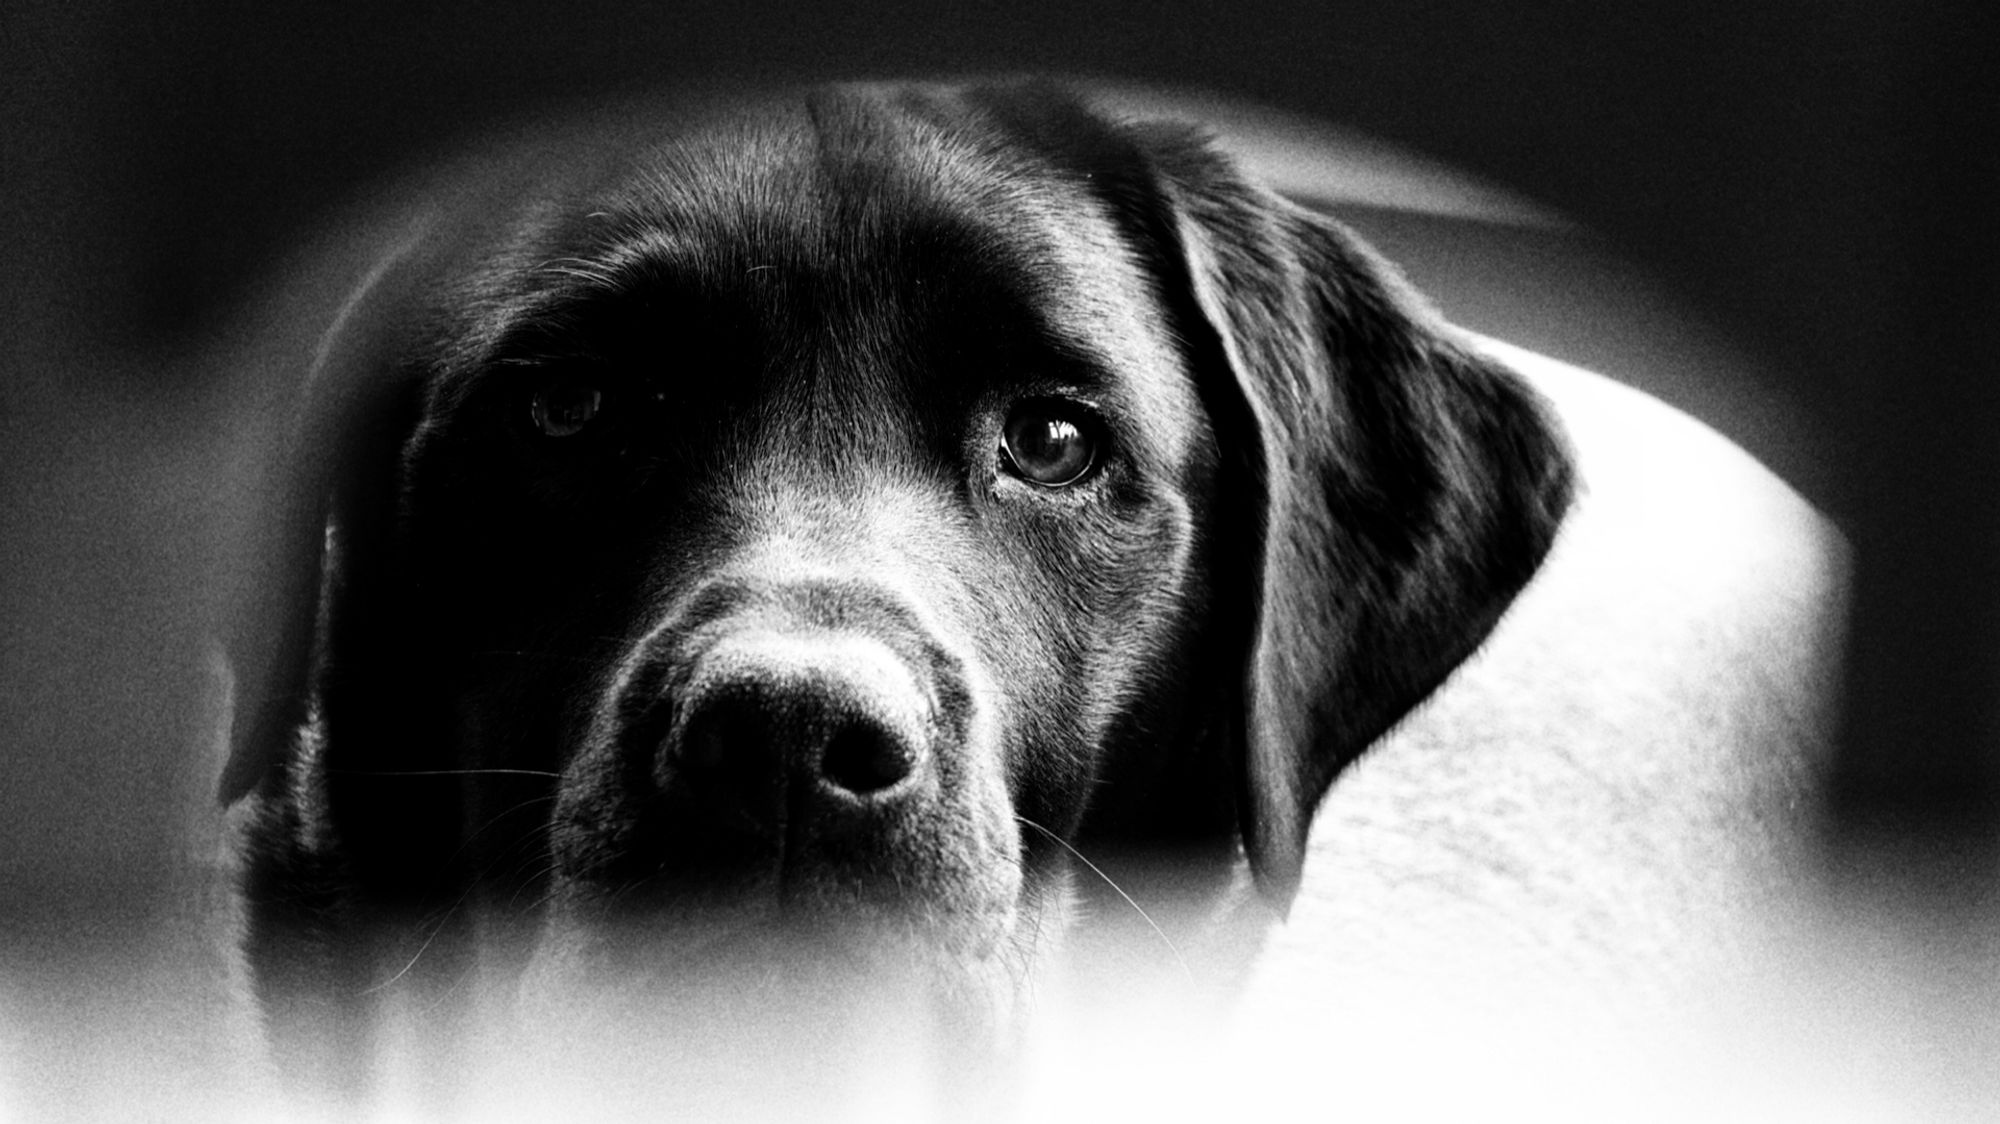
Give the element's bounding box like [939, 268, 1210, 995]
[410, 98, 1229, 1010]
[224, 84, 1572, 1051]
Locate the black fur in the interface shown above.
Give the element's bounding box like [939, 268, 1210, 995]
[222, 82, 1573, 1065]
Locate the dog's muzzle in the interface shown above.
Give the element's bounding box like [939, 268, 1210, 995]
[537, 563, 1031, 1026]
[561, 573, 989, 915]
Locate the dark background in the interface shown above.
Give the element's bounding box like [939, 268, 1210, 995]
[2, 0, 1993, 1020]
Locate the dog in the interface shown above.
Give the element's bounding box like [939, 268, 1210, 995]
[215, 81, 1844, 1115]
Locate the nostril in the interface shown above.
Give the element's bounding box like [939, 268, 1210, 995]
[670, 696, 769, 784]
[820, 721, 917, 795]
[677, 706, 730, 774]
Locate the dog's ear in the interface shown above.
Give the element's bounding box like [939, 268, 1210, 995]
[1114, 120, 1576, 907]
[215, 136, 603, 810]
[215, 222, 438, 805]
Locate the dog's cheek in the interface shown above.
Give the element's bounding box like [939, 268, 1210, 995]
[929, 533, 1078, 833]
[393, 430, 688, 915]
[450, 675, 589, 897]
[1071, 495, 1208, 741]
[541, 693, 659, 903]
[985, 487, 1206, 828]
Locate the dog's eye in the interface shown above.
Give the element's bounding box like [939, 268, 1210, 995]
[529, 381, 604, 438]
[1000, 400, 1100, 487]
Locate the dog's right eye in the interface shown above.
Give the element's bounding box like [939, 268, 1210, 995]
[1000, 399, 1101, 488]
[528, 380, 604, 438]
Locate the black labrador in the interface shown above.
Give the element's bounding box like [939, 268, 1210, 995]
[218, 81, 1574, 1089]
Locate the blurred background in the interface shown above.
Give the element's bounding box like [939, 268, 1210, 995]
[2, 1, 1994, 1118]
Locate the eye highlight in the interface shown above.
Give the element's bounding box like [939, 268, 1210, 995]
[1000, 399, 1101, 487]
[529, 380, 604, 438]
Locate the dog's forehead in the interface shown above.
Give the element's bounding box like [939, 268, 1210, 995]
[582, 92, 1185, 407]
[617, 92, 1126, 272]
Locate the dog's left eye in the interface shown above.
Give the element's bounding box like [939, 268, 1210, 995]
[528, 380, 604, 438]
[1000, 400, 1100, 487]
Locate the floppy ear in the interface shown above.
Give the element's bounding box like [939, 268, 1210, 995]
[216, 221, 438, 805]
[1126, 124, 1576, 907]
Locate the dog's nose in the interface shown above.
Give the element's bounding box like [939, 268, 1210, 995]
[662, 633, 932, 815]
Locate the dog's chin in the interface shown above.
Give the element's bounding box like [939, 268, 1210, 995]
[512, 878, 1070, 1076]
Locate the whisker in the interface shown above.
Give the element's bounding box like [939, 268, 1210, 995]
[442, 793, 561, 872]
[505, 859, 565, 913]
[455, 835, 564, 916]
[364, 887, 476, 995]
[465, 649, 604, 666]
[1014, 814, 1192, 985]
[516, 880, 569, 916]
[328, 768, 563, 779]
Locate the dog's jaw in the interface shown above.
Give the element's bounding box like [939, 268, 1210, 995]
[513, 839, 1075, 1076]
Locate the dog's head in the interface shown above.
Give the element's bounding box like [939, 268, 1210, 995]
[220, 83, 1571, 1038]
